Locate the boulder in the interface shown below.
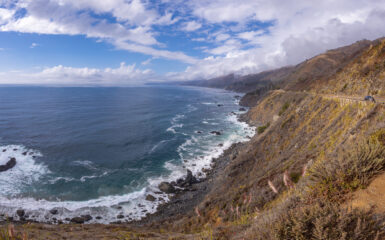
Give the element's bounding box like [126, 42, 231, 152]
[184, 169, 197, 186]
[81, 215, 92, 222]
[0, 158, 16, 172]
[158, 182, 176, 194]
[49, 209, 58, 215]
[145, 194, 156, 202]
[239, 107, 246, 111]
[96, 216, 102, 220]
[16, 209, 25, 217]
[70, 217, 85, 224]
[210, 131, 221, 136]
[116, 214, 124, 219]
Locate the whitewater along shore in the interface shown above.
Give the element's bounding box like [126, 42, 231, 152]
[0, 95, 256, 228]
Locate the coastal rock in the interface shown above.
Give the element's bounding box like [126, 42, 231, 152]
[239, 107, 246, 111]
[96, 216, 102, 220]
[217, 104, 223, 107]
[70, 217, 85, 224]
[49, 209, 58, 215]
[158, 182, 176, 194]
[117, 214, 124, 219]
[22, 152, 27, 156]
[81, 215, 92, 222]
[145, 194, 156, 202]
[16, 209, 25, 217]
[0, 157, 16, 172]
[184, 169, 197, 186]
[218, 143, 224, 147]
[196, 131, 202, 134]
[210, 131, 221, 135]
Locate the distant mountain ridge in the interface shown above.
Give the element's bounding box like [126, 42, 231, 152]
[183, 38, 384, 106]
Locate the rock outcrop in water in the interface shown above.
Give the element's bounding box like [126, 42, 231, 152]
[158, 182, 176, 194]
[0, 157, 16, 172]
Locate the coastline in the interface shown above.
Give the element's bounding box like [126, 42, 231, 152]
[0, 88, 256, 226]
[134, 102, 257, 227]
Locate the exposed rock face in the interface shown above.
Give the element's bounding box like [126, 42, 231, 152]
[158, 182, 176, 194]
[0, 157, 16, 172]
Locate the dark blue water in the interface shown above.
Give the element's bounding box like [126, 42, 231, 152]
[0, 86, 254, 223]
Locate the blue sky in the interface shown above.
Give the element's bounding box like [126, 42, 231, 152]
[0, 0, 385, 86]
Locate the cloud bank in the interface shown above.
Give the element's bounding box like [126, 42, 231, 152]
[0, 63, 154, 86]
[1, 0, 385, 85]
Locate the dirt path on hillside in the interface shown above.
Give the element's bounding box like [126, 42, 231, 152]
[349, 173, 385, 214]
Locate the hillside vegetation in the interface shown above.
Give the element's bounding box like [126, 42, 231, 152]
[2, 39, 385, 239]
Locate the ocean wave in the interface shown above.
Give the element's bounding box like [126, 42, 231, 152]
[0, 145, 49, 196]
[0, 95, 255, 224]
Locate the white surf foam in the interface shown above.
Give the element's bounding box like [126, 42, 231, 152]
[0, 145, 49, 196]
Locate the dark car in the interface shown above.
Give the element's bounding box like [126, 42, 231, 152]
[364, 96, 376, 102]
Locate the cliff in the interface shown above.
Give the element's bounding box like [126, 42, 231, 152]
[3, 39, 385, 239]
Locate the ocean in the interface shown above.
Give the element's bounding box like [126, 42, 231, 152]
[0, 85, 254, 223]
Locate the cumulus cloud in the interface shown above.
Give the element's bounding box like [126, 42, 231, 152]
[2, 0, 385, 84]
[0, 63, 154, 86]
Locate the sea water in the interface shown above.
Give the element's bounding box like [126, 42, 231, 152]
[0, 85, 254, 223]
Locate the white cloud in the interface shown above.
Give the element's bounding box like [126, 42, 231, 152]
[181, 21, 202, 31]
[30, 42, 39, 48]
[0, 0, 196, 63]
[2, 0, 385, 84]
[170, 0, 385, 80]
[0, 63, 154, 86]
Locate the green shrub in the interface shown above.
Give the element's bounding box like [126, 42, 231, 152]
[308, 140, 385, 202]
[257, 123, 270, 134]
[370, 129, 385, 146]
[272, 203, 384, 240]
[279, 102, 290, 116]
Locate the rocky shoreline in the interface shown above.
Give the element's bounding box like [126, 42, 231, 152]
[134, 103, 255, 226]
[0, 95, 255, 226]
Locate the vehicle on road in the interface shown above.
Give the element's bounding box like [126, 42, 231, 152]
[364, 95, 376, 102]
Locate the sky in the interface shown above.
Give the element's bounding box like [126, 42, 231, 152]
[0, 0, 385, 86]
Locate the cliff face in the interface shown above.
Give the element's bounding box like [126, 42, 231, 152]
[177, 90, 383, 234]
[166, 38, 385, 239]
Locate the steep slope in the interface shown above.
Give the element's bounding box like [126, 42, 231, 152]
[319, 38, 385, 97]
